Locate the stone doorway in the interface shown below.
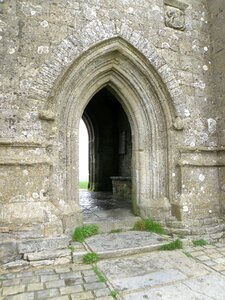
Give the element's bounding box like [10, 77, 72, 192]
[41, 38, 175, 233]
[79, 87, 134, 224]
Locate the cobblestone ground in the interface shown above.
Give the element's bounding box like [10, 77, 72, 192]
[186, 243, 225, 275]
[1, 243, 225, 300]
[0, 264, 116, 300]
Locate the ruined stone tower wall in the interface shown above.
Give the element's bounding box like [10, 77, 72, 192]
[0, 0, 224, 241]
[207, 1, 225, 213]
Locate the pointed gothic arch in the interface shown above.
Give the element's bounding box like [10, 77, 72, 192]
[42, 37, 177, 230]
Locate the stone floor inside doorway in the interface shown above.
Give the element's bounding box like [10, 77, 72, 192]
[79, 190, 140, 231]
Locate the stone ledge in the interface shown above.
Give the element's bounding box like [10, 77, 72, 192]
[18, 236, 70, 254]
[178, 149, 225, 166]
[24, 249, 71, 261]
[0, 157, 51, 165]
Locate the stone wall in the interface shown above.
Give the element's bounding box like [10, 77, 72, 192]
[0, 0, 224, 241]
[207, 0, 225, 213]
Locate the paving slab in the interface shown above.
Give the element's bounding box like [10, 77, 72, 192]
[85, 231, 168, 258]
[98, 250, 209, 279]
[97, 250, 223, 299]
[123, 273, 225, 300]
[111, 269, 186, 291]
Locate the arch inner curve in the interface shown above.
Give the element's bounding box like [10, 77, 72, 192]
[50, 37, 176, 229]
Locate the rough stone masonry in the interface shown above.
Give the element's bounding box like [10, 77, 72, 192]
[0, 0, 225, 263]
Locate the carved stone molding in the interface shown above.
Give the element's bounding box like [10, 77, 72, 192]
[173, 117, 184, 130]
[39, 110, 55, 121]
[165, 6, 185, 30]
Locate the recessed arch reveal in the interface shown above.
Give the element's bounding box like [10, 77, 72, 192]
[44, 37, 177, 231]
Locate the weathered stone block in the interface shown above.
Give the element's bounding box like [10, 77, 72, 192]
[0, 241, 19, 264]
[24, 249, 71, 261]
[18, 236, 70, 254]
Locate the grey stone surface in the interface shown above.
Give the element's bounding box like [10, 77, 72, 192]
[83, 282, 106, 291]
[70, 291, 94, 300]
[7, 292, 35, 300]
[18, 237, 70, 254]
[98, 250, 217, 298]
[85, 231, 168, 258]
[81, 191, 141, 232]
[72, 251, 89, 264]
[123, 273, 225, 300]
[98, 251, 208, 279]
[60, 285, 83, 294]
[24, 249, 71, 261]
[111, 269, 186, 291]
[36, 288, 59, 299]
[2, 260, 30, 270]
[0, 242, 19, 264]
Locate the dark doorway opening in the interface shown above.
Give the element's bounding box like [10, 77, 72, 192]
[79, 87, 133, 220]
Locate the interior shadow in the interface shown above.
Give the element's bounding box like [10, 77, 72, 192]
[79, 87, 133, 220]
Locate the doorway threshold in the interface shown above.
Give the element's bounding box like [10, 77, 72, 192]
[79, 190, 141, 232]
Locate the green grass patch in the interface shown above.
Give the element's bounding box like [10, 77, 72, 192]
[192, 239, 208, 247]
[110, 229, 123, 233]
[73, 224, 99, 242]
[92, 265, 106, 282]
[133, 218, 165, 235]
[110, 290, 118, 299]
[68, 245, 75, 253]
[183, 251, 193, 258]
[79, 181, 88, 189]
[160, 239, 183, 251]
[83, 253, 100, 264]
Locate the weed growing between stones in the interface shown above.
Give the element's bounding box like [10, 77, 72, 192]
[192, 239, 208, 246]
[183, 251, 193, 258]
[68, 245, 75, 253]
[72, 224, 99, 242]
[92, 265, 106, 282]
[133, 218, 165, 235]
[110, 229, 123, 233]
[160, 239, 183, 251]
[110, 290, 118, 299]
[83, 253, 100, 264]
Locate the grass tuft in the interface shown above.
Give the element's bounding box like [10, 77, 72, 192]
[192, 239, 208, 247]
[72, 224, 99, 242]
[133, 218, 165, 235]
[160, 239, 183, 251]
[110, 229, 123, 233]
[83, 253, 99, 264]
[92, 265, 106, 282]
[110, 290, 118, 299]
[183, 251, 193, 258]
[68, 245, 75, 253]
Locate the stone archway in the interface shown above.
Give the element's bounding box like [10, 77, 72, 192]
[45, 37, 176, 231]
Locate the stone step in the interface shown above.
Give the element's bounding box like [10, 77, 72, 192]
[24, 249, 71, 261]
[83, 212, 141, 233]
[84, 218, 141, 233]
[18, 236, 70, 254]
[82, 231, 171, 260]
[1, 259, 30, 270]
[166, 220, 185, 229]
